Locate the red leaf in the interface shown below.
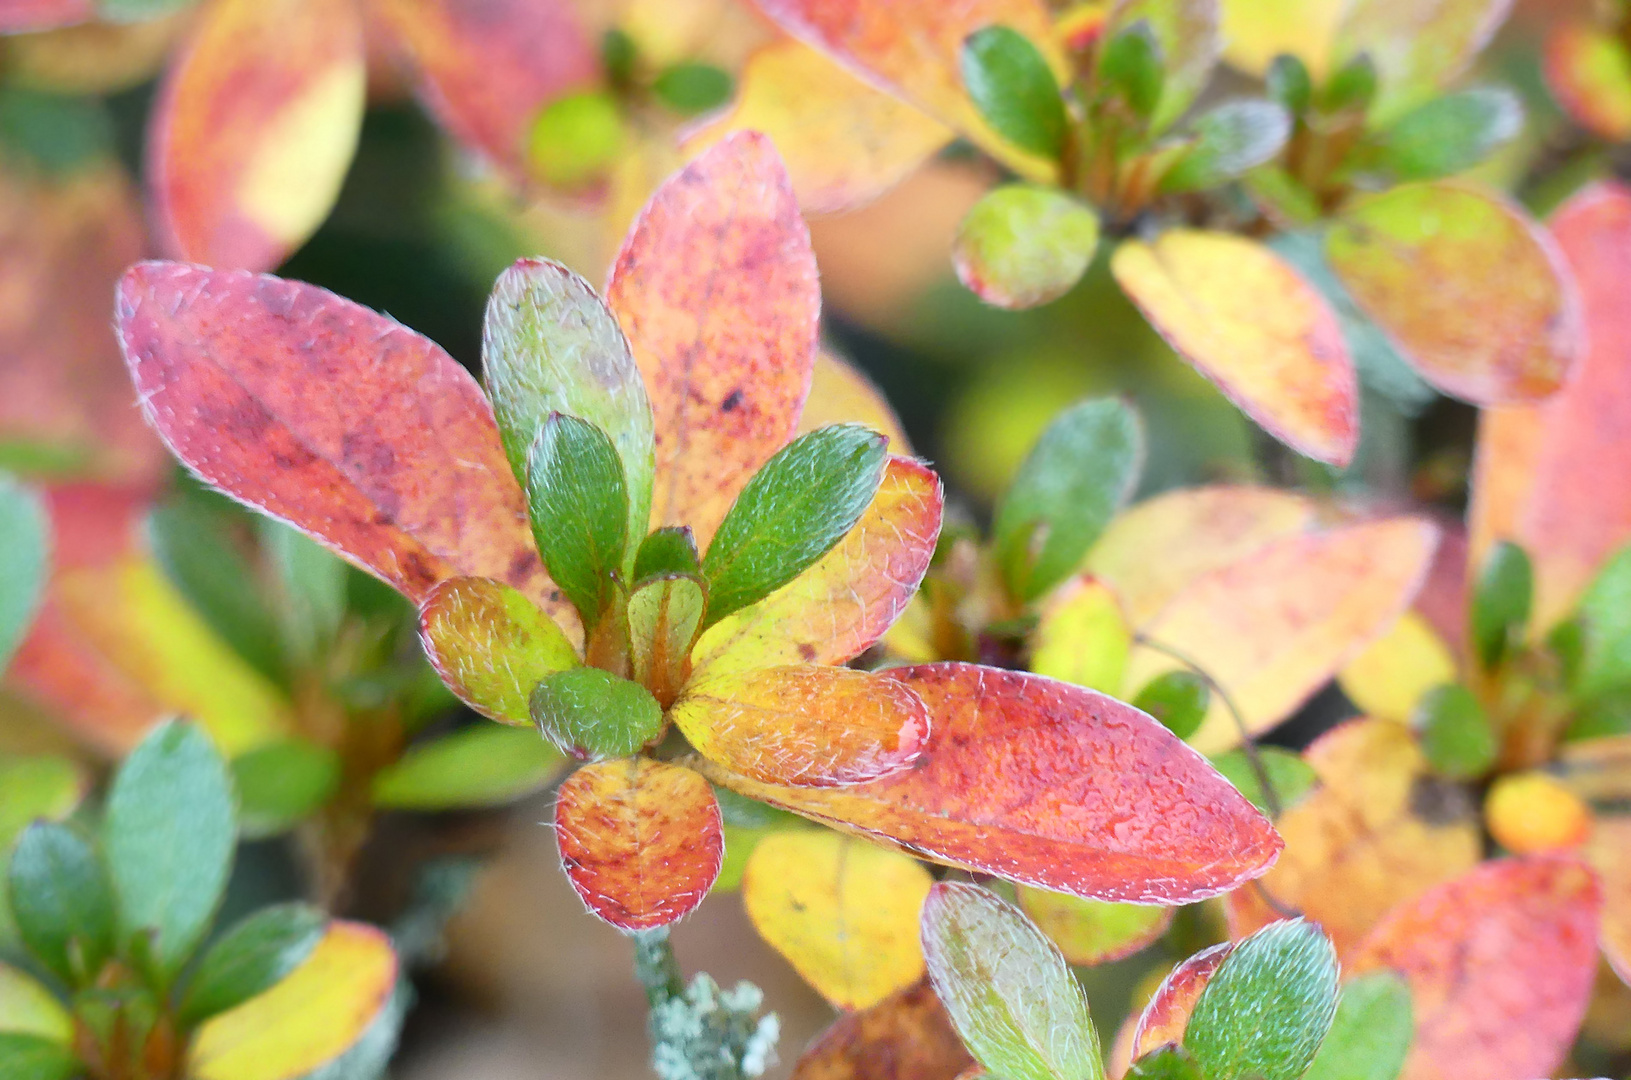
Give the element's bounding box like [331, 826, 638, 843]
[1130, 942, 1233, 1059]
[791, 978, 975, 1080]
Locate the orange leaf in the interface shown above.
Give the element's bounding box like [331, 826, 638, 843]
[798, 352, 913, 454]
[606, 132, 820, 546]
[1545, 23, 1631, 142]
[372, 0, 597, 172]
[1122, 516, 1439, 753]
[1112, 231, 1358, 466]
[691, 457, 940, 676]
[791, 978, 975, 1080]
[0, 1, 90, 32]
[673, 665, 929, 787]
[553, 757, 723, 930]
[685, 39, 952, 214]
[149, 0, 365, 271]
[0, 164, 163, 483]
[696, 663, 1282, 903]
[1469, 183, 1631, 627]
[1586, 815, 1631, 984]
[1130, 942, 1233, 1059]
[115, 263, 574, 636]
[1349, 857, 1602, 1080]
[1223, 719, 1481, 957]
[751, 0, 1064, 181]
[1326, 182, 1582, 407]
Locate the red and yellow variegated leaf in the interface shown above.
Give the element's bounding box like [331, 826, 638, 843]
[691, 457, 940, 675]
[1220, 0, 1344, 78]
[115, 263, 575, 636]
[149, 0, 365, 271]
[1017, 888, 1172, 967]
[1123, 517, 1439, 753]
[673, 665, 929, 787]
[743, 830, 932, 1009]
[1130, 942, 1233, 1058]
[751, 0, 1064, 181]
[0, 165, 163, 483]
[371, 0, 597, 172]
[797, 352, 912, 453]
[1545, 23, 1631, 142]
[0, 0, 90, 32]
[187, 922, 397, 1080]
[1224, 719, 1481, 957]
[1086, 486, 1316, 627]
[1337, 610, 1457, 723]
[553, 757, 723, 930]
[697, 663, 1282, 903]
[791, 978, 975, 1080]
[685, 39, 952, 214]
[1327, 182, 1581, 407]
[1330, 0, 1514, 123]
[1585, 815, 1631, 984]
[1112, 231, 1358, 466]
[417, 577, 579, 725]
[1470, 184, 1631, 627]
[1349, 857, 1602, 1080]
[606, 132, 819, 545]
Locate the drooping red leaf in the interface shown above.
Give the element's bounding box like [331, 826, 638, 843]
[372, 0, 598, 173]
[1348, 857, 1603, 1080]
[697, 663, 1283, 903]
[1130, 942, 1233, 1059]
[605, 132, 820, 546]
[553, 757, 724, 930]
[149, 0, 366, 271]
[114, 262, 574, 634]
[791, 978, 975, 1080]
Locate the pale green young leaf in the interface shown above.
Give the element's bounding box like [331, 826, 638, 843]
[1159, 101, 1291, 193]
[231, 739, 340, 839]
[371, 726, 565, 810]
[1573, 543, 1631, 700]
[953, 185, 1100, 310]
[1373, 87, 1521, 181]
[1411, 684, 1497, 780]
[530, 667, 665, 761]
[1301, 971, 1413, 1080]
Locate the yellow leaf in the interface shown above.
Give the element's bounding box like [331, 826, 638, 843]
[1030, 576, 1131, 694]
[1015, 888, 1171, 967]
[1220, 0, 1344, 78]
[798, 352, 913, 455]
[0, 961, 71, 1042]
[187, 922, 397, 1080]
[743, 831, 932, 1009]
[1337, 610, 1458, 723]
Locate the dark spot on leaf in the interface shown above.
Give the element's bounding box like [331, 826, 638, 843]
[798, 642, 817, 661]
[721, 389, 744, 413]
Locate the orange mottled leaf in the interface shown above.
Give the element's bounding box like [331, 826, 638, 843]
[685, 39, 952, 214]
[791, 978, 975, 1080]
[1131, 942, 1233, 1059]
[149, 0, 365, 271]
[750, 0, 1065, 181]
[553, 757, 723, 930]
[115, 263, 573, 633]
[1349, 857, 1602, 1080]
[697, 663, 1283, 903]
[1224, 719, 1481, 957]
[606, 132, 819, 546]
[417, 577, 579, 725]
[372, 0, 597, 173]
[673, 665, 929, 787]
[1545, 23, 1631, 142]
[797, 353, 912, 453]
[1123, 517, 1439, 753]
[1470, 183, 1631, 627]
[1326, 182, 1582, 407]
[691, 457, 940, 676]
[1112, 231, 1358, 466]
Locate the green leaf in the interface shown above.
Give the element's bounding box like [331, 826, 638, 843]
[1102, 0, 1219, 132]
[0, 88, 112, 177]
[1574, 543, 1631, 700]
[530, 668, 664, 761]
[1126, 1047, 1203, 1080]
[1471, 540, 1532, 670]
[525, 90, 626, 189]
[701, 424, 888, 627]
[1372, 88, 1521, 181]
[0, 1034, 78, 1080]
[961, 25, 1069, 159]
[627, 574, 706, 700]
[1411, 683, 1496, 780]
[921, 882, 1103, 1080]
[1209, 747, 1317, 816]
[371, 726, 566, 810]
[1323, 53, 1378, 114]
[1182, 919, 1339, 1080]
[8, 822, 115, 987]
[634, 526, 700, 583]
[0, 475, 47, 675]
[179, 903, 327, 1024]
[1301, 971, 1413, 1080]
[1131, 671, 1210, 741]
[231, 739, 340, 838]
[953, 184, 1100, 310]
[484, 257, 654, 555]
[1564, 687, 1631, 742]
[94, 0, 198, 23]
[261, 519, 347, 667]
[1267, 54, 1313, 115]
[601, 28, 638, 85]
[653, 63, 735, 115]
[1159, 101, 1291, 193]
[1097, 22, 1165, 123]
[104, 720, 236, 984]
[525, 413, 631, 629]
[993, 399, 1143, 602]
